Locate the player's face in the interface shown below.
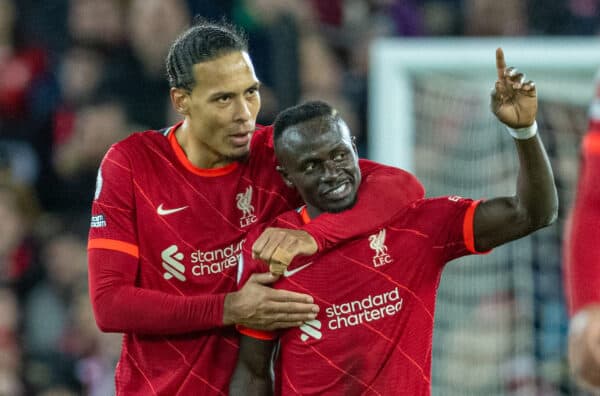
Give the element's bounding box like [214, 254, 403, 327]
[277, 118, 361, 215]
[183, 51, 261, 164]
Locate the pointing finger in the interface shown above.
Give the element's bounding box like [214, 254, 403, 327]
[496, 47, 506, 80]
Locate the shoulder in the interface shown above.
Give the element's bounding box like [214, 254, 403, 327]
[250, 124, 274, 150]
[100, 128, 168, 171]
[395, 196, 476, 223]
[410, 195, 475, 211]
[357, 158, 425, 203]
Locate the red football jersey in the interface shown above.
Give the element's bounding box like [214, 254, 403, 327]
[87, 122, 424, 395]
[565, 128, 600, 316]
[239, 196, 484, 396]
[89, 123, 302, 395]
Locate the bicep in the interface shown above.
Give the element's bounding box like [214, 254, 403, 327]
[473, 196, 530, 251]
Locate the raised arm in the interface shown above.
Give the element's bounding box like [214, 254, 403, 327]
[471, 48, 558, 252]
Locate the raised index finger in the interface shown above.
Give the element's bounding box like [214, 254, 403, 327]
[496, 47, 506, 80]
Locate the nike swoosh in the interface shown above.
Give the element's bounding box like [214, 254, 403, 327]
[157, 204, 189, 216]
[283, 261, 313, 278]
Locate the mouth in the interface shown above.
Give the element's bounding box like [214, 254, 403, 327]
[228, 131, 253, 147]
[320, 180, 353, 200]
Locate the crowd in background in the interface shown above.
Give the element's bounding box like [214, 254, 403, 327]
[0, 0, 599, 394]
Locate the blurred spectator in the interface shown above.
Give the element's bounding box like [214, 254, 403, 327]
[0, 286, 24, 396]
[67, 0, 126, 49]
[463, 0, 529, 36]
[71, 293, 121, 396]
[40, 97, 131, 213]
[0, 182, 41, 296]
[108, 0, 191, 129]
[22, 231, 88, 394]
[0, 0, 57, 194]
[529, 0, 600, 35]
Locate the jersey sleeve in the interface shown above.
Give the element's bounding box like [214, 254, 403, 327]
[405, 196, 488, 264]
[237, 223, 270, 290]
[565, 130, 600, 316]
[87, 146, 225, 334]
[301, 159, 425, 251]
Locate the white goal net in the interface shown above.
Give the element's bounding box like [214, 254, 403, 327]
[369, 38, 600, 396]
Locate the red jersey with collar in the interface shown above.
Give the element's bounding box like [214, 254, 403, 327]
[88, 123, 301, 395]
[87, 122, 425, 395]
[239, 196, 484, 396]
[565, 127, 600, 316]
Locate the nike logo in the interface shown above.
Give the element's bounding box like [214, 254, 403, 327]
[157, 204, 189, 216]
[283, 261, 314, 278]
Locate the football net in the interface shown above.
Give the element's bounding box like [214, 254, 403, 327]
[369, 38, 600, 396]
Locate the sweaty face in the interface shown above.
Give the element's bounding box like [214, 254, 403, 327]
[277, 118, 361, 216]
[184, 51, 260, 167]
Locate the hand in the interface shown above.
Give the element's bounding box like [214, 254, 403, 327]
[223, 272, 319, 331]
[252, 228, 318, 275]
[490, 48, 537, 128]
[568, 305, 600, 390]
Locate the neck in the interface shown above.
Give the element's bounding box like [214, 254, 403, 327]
[305, 205, 322, 220]
[176, 119, 234, 169]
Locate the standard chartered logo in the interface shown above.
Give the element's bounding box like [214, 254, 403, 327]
[299, 320, 323, 342]
[162, 245, 186, 281]
[161, 240, 244, 281]
[325, 287, 403, 331]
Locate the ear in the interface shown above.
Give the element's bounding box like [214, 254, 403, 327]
[351, 135, 359, 156]
[170, 87, 190, 116]
[276, 165, 294, 188]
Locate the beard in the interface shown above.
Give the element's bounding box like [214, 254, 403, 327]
[224, 151, 250, 163]
[322, 195, 358, 214]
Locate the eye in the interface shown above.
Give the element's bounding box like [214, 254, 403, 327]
[303, 161, 316, 172]
[246, 87, 259, 96]
[333, 152, 346, 161]
[217, 95, 232, 104]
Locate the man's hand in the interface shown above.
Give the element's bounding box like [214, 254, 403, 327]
[490, 47, 537, 128]
[568, 305, 600, 390]
[223, 272, 319, 331]
[252, 228, 318, 275]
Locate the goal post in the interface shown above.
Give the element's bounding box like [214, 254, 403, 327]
[369, 37, 600, 171]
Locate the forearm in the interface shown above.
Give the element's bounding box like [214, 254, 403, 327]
[513, 133, 558, 227]
[230, 335, 274, 396]
[230, 365, 272, 396]
[89, 249, 225, 334]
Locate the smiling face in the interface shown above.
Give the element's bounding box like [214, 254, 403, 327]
[276, 116, 361, 217]
[171, 51, 261, 168]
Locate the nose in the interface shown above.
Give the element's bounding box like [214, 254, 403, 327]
[320, 160, 341, 181]
[234, 98, 252, 123]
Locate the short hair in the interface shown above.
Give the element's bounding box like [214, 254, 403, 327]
[165, 20, 248, 91]
[273, 100, 340, 143]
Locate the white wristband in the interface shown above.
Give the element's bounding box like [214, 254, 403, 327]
[506, 121, 538, 140]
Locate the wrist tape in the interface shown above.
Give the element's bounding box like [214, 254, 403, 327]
[506, 121, 537, 140]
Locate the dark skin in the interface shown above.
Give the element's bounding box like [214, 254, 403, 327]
[230, 48, 558, 395]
